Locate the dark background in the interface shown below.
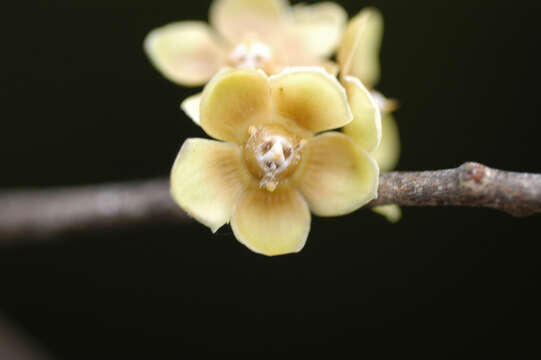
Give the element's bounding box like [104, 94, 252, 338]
[1, 0, 540, 357]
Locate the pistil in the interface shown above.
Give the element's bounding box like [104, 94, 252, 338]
[244, 125, 305, 191]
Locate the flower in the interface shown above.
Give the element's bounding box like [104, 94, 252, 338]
[144, 0, 347, 87]
[370, 91, 400, 173]
[337, 7, 400, 172]
[336, 7, 402, 222]
[170, 67, 380, 256]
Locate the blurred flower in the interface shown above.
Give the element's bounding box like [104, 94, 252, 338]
[337, 7, 400, 171]
[337, 7, 382, 89]
[144, 0, 346, 87]
[337, 7, 402, 222]
[170, 67, 380, 256]
[370, 90, 400, 173]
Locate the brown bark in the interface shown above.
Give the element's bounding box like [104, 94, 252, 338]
[368, 162, 541, 217]
[0, 162, 539, 243]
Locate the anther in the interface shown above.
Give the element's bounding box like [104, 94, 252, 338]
[242, 125, 303, 192]
[248, 126, 257, 137]
[265, 181, 278, 192]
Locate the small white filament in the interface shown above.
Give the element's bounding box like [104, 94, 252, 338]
[229, 41, 272, 69]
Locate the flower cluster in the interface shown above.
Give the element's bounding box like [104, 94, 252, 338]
[145, 0, 346, 86]
[145, 0, 401, 255]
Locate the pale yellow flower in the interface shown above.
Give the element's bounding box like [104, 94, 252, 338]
[337, 7, 401, 222]
[337, 7, 400, 171]
[370, 90, 400, 173]
[170, 67, 380, 256]
[144, 0, 346, 87]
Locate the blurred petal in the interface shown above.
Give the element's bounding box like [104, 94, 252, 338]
[321, 60, 339, 76]
[290, 2, 347, 58]
[296, 132, 379, 216]
[200, 68, 272, 144]
[372, 90, 399, 114]
[144, 21, 226, 86]
[337, 7, 383, 88]
[170, 138, 248, 232]
[231, 186, 310, 256]
[342, 76, 382, 152]
[210, 0, 287, 43]
[180, 92, 202, 126]
[371, 113, 400, 172]
[270, 67, 352, 133]
[372, 204, 402, 223]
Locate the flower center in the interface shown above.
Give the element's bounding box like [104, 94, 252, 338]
[243, 125, 306, 192]
[227, 40, 276, 74]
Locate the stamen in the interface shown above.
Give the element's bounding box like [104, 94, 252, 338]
[243, 125, 304, 192]
[228, 41, 273, 69]
[264, 181, 278, 192]
[248, 125, 257, 137]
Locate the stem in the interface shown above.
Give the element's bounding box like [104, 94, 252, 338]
[368, 162, 541, 217]
[0, 162, 540, 243]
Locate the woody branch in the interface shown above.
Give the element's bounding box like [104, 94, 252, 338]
[0, 162, 539, 243]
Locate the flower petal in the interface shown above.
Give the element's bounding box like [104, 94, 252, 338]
[170, 138, 248, 232]
[342, 76, 382, 152]
[231, 186, 310, 256]
[337, 7, 383, 88]
[270, 67, 353, 133]
[295, 132, 379, 216]
[321, 60, 339, 76]
[144, 21, 226, 86]
[210, 0, 287, 44]
[290, 2, 347, 58]
[180, 92, 202, 126]
[200, 68, 272, 144]
[372, 204, 402, 223]
[371, 113, 400, 172]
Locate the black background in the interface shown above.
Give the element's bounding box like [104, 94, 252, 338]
[1, 0, 540, 357]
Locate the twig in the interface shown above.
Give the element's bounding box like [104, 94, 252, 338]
[0, 179, 188, 244]
[0, 162, 539, 243]
[0, 312, 53, 360]
[369, 162, 541, 216]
